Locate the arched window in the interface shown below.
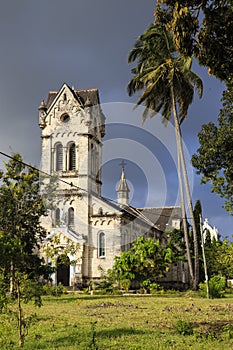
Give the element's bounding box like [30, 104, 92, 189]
[98, 232, 105, 258]
[68, 207, 74, 226]
[55, 208, 60, 225]
[55, 143, 63, 171]
[68, 142, 76, 170]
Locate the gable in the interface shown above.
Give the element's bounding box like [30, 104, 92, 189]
[45, 83, 83, 118]
[91, 195, 122, 216]
[45, 83, 100, 112]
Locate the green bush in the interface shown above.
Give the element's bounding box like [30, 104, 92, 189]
[42, 283, 66, 296]
[175, 320, 193, 336]
[199, 275, 226, 298]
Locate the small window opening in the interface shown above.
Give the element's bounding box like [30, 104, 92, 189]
[68, 207, 74, 226]
[60, 114, 70, 122]
[98, 232, 105, 257]
[55, 208, 60, 225]
[68, 143, 76, 170]
[56, 143, 63, 171]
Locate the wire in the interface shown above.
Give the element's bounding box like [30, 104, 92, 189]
[0, 150, 191, 223]
[0, 151, 75, 188]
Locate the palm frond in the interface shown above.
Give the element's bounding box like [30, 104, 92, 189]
[127, 21, 203, 126]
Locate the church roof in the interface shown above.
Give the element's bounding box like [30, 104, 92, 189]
[90, 192, 162, 233]
[137, 206, 182, 232]
[45, 85, 100, 110]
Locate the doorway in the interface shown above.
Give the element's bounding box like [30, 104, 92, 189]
[57, 255, 70, 286]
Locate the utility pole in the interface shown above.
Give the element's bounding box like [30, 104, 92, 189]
[200, 214, 210, 298]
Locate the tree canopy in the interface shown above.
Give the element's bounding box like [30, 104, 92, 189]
[0, 153, 48, 280]
[127, 21, 202, 289]
[192, 79, 233, 213]
[156, 0, 233, 81]
[109, 235, 183, 292]
[0, 154, 52, 346]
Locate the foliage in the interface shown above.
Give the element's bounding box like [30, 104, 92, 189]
[127, 22, 203, 124]
[127, 18, 203, 290]
[0, 272, 8, 313]
[0, 153, 52, 347]
[109, 236, 174, 293]
[42, 283, 66, 296]
[175, 319, 193, 336]
[166, 228, 186, 262]
[43, 234, 81, 267]
[0, 154, 48, 279]
[156, 0, 233, 81]
[93, 266, 118, 294]
[199, 275, 226, 298]
[206, 239, 233, 279]
[192, 79, 233, 213]
[191, 200, 207, 282]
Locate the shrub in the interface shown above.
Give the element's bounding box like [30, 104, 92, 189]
[42, 283, 66, 296]
[175, 320, 193, 336]
[199, 275, 226, 298]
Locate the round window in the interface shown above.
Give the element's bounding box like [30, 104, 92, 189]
[60, 114, 70, 122]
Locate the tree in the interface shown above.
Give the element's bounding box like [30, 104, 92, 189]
[204, 237, 233, 281]
[127, 22, 203, 289]
[110, 236, 173, 293]
[0, 153, 51, 347]
[193, 200, 205, 282]
[192, 79, 233, 213]
[155, 0, 233, 81]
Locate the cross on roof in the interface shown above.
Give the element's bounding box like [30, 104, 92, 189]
[119, 160, 127, 170]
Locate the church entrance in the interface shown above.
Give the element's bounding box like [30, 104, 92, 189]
[57, 255, 70, 286]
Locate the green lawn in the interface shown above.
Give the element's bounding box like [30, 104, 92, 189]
[1, 293, 233, 349]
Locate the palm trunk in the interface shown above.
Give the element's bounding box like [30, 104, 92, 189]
[171, 84, 199, 290]
[177, 150, 194, 283]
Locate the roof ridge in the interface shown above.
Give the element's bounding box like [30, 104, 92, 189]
[138, 206, 181, 210]
[74, 88, 98, 92]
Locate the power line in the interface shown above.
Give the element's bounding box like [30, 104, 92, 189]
[0, 150, 192, 223]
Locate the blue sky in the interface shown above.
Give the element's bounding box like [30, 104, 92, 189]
[0, 0, 231, 238]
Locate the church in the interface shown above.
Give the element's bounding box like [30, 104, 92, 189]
[39, 83, 189, 289]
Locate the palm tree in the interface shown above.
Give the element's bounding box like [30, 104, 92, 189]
[127, 23, 203, 289]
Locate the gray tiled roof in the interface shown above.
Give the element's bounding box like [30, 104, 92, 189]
[137, 206, 182, 231]
[45, 86, 100, 110]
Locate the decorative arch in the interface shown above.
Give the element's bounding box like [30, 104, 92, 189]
[98, 231, 106, 258]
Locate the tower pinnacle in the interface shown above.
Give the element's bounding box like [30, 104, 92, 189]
[117, 161, 130, 205]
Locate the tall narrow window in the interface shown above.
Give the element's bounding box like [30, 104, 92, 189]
[55, 208, 60, 225]
[56, 143, 63, 171]
[68, 207, 74, 226]
[98, 232, 105, 257]
[68, 143, 76, 170]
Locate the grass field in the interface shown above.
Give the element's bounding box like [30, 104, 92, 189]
[1, 292, 233, 349]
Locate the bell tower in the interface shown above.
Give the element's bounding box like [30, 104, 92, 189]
[39, 84, 106, 281]
[39, 83, 105, 196]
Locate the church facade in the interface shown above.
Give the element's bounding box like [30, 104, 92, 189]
[39, 83, 189, 289]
